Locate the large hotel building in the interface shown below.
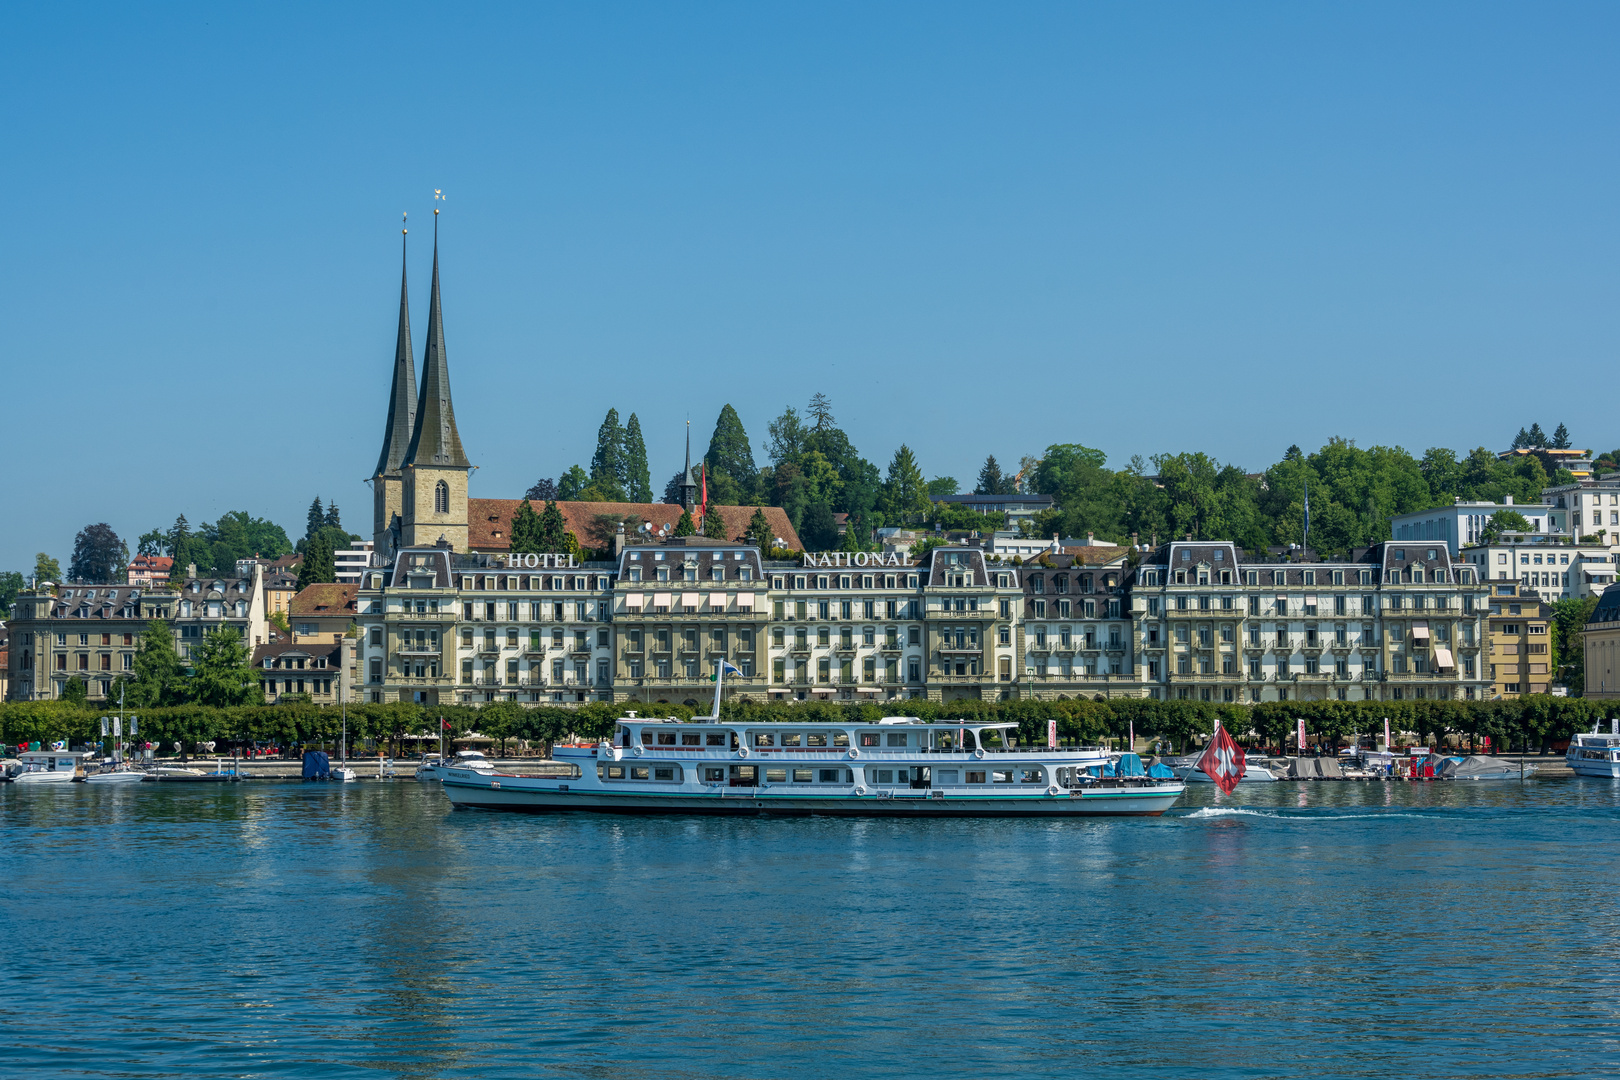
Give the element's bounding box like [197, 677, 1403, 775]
[345, 231, 1495, 710]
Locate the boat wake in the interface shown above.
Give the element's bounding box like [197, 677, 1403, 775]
[1181, 806, 1433, 822]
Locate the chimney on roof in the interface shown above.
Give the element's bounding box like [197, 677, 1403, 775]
[613, 522, 627, 558]
[186, 563, 196, 579]
[1053, 533, 1061, 552]
[1505, 495, 1514, 505]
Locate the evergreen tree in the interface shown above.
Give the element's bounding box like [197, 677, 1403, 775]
[525, 477, 558, 501]
[167, 515, 190, 558]
[703, 506, 728, 539]
[674, 509, 696, 536]
[538, 500, 570, 553]
[801, 502, 837, 549]
[766, 406, 806, 464]
[297, 531, 337, 589]
[129, 618, 185, 706]
[590, 408, 626, 489]
[879, 444, 929, 524]
[510, 500, 544, 553]
[189, 627, 260, 707]
[807, 393, 836, 430]
[976, 455, 1008, 495]
[306, 497, 325, 540]
[325, 502, 342, 529]
[1552, 422, 1572, 450]
[746, 507, 773, 551]
[663, 471, 688, 505]
[704, 404, 757, 505]
[558, 465, 590, 500]
[1527, 422, 1547, 448]
[623, 413, 653, 502]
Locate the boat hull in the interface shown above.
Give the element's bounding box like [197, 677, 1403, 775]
[441, 775, 1184, 817]
[13, 771, 76, 785]
[84, 772, 148, 784]
[1567, 758, 1620, 778]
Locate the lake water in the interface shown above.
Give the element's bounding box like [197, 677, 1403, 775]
[5, 775, 1620, 1079]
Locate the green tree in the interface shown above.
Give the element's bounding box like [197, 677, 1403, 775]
[1480, 509, 1533, 544]
[745, 507, 773, 551]
[558, 465, 590, 500]
[623, 413, 653, 502]
[766, 406, 807, 464]
[1553, 596, 1598, 693]
[129, 619, 185, 707]
[34, 553, 62, 584]
[807, 393, 835, 430]
[703, 506, 729, 539]
[69, 523, 127, 583]
[297, 530, 337, 589]
[1527, 422, 1547, 448]
[801, 502, 837, 549]
[325, 502, 342, 530]
[189, 627, 260, 707]
[673, 509, 696, 536]
[704, 404, 758, 505]
[510, 500, 544, 553]
[1552, 422, 1572, 450]
[136, 529, 166, 557]
[927, 476, 959, 500]
[61, 677, 88, 706]
[975, 455, 1009, 495]
[306, 497, 325, 540]
[0, 570, 25, 613]
[589, 408, 627, 498]
[879, 444, 930, 524]
[538, 501, 573, 553]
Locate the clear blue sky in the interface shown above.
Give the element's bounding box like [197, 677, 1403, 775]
[4, 4, 1618, 571]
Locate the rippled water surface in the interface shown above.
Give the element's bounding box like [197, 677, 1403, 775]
[5, 776, 1620, 1079]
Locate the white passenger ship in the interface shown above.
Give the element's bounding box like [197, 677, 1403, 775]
[440, 713, 1185, 817]
[1566, 721, 1620, 778]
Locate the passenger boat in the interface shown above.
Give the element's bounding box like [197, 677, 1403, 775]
[441, 714, 1185, 817]
[1566, 721, 1620, 778]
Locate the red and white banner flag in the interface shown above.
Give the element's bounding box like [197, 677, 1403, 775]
[1197, 722, 1247, 795]
[1383, 717, 1391, 749]
[1047, 719, 1058, 748]
[1297, 718, 1306, 752]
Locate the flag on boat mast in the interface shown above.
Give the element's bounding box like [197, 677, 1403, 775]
[1196, 720, 1247, 795]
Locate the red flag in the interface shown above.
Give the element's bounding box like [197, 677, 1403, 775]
[1196, 722, 1247, 795]
[441, 718, 451, 730]
[700, 463, 708, 517]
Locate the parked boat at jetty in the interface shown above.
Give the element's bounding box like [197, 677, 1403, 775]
[84, 760, 148, 784]
[1566, 722, 1620, 778]
[441, 714, 1185, 817]
[11, 750, 92, 784]
[416, 750, 495, 782]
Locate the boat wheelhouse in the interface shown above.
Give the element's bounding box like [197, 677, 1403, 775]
[440, 714, 1185, 817]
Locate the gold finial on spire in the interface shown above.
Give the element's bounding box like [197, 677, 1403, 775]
[402, 210, 408, 236]
[434, 188, 444, 216]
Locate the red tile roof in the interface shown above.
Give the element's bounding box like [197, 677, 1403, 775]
[289, 584, 359, 616]
[468, 499, 802, 553]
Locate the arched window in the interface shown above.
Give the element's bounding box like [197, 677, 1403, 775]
[435, 480, 449, 514]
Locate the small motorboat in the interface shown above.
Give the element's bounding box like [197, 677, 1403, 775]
[84, 760, 149, 784]
[415, 750, 495, 782]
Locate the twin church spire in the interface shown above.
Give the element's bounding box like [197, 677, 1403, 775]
[373, 212, 471, 554]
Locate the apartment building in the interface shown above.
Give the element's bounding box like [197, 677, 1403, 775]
[4, 584, 175, 701]
[1482, 582, 1553, 698]
[252, 638, 356, 705]
[1458, 537, 1619, 603]
[1018, 549, 1138, 699]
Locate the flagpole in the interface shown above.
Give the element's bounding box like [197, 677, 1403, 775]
[710, 658, 724, 721]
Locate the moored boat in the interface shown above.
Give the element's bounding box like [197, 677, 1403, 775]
[441, 714, 1185, 818]
[417, 749, 495, 782]
[12, 750, 92, 785]
[1566, 721, 1620, 779]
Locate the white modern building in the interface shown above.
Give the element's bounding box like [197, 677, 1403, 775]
[1458, 535, 1620, 603]
[334, 541, 375, 585]
[1389, 497, 1555, 555]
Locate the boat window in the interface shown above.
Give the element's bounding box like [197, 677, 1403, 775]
[704, 767, 725, 782]
[967, 770, 986, 784]
[754, 733, 774, 747]
[653, 766, 678, 782]
[936, 770, 959, 785]
[992, 770, 1015, 784]
[832, 732, 850, 747]
[859, 733, 880, 747]
[765, 768, 787, 783]
[872, 769, 894, 783]
[781, 732, 802, 747]
[818, 769, 849, 783]
[1019, 769, 1043, 785]
[731, 765, 756, 781]
[640, 732, 653, 745]
[705, 733, 727, 747]
[806, 733, 827, 747]
[602, 765, 625, 779]
[886, 733, 907, 747]
[631, 767, 650, 780]
[681, 733, 701, 746]
[657, 733, 677, 746]
[792, 769, 813, 783]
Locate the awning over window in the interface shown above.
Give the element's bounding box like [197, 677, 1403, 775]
[625, 593, 643, 609]
[810, 687, 836, 695]
[653, 592, 672, 607]
[1434, 647, 1455, 671]
[736, 592, 755, 609]
[707, 592, 726, 609]
[1412, 622, 1430, 641]
[1276, 594, 1288, 602]
[680, 592, 701, 608]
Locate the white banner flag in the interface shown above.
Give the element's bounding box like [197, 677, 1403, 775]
[100, 717, 108, 736]
[1384, 717, 1391, 749]
[1297, 718, 1306, 751]
[113, 718, 122, 737]
[1048, 719, 1058, 748]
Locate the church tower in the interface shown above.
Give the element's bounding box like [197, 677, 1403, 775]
[372, 224, 417, 558]
[400, 213, 472, 551]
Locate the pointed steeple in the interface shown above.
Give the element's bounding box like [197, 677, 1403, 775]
[679, 419, 697, 511]
[404, 216, 471, 470]
[374, 227, 418, 479]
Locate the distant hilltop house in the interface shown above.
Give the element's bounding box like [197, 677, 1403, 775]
[935, 493, 1053, 524]
[1497, 446, 1592, 480]
[126, 554, 173, 588]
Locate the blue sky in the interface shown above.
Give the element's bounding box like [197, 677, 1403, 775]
[4, 4, 1618, 571]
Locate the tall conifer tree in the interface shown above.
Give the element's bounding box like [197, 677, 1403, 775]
[704, 404, 757, 505]
[623, 413, 653, 502]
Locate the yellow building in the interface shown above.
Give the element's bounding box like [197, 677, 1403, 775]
[1484, 582, 1552, 698]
